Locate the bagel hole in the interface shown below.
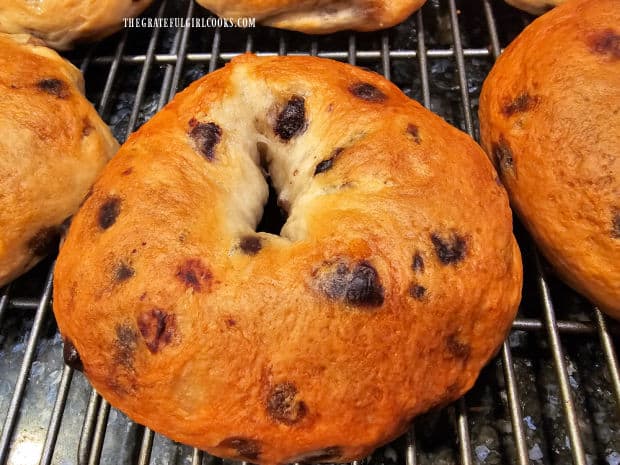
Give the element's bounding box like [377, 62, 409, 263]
[255, 142, 287, 235]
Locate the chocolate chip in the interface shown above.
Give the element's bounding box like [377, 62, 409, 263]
[319, 260, 384, 307]
[27, 226, 60, 256]
[349, 82, 387, 102]
[492, 136, 515, 177]
[98, 197, 121, 230]
[289, 446, 343, 463]
[121, 167, 133, 176]
[37, 78, 69, 98]
[114, 262, 134, 282]
[189, 119, 222, 160]
[63, 338, 83, 371]
[114, 325, 137, 368]
[588, 29, 620, 59]
[612, 209, 620, 239]
[314, 148, 344, 175]
[409, 284, 427, 300]
[407, 124, 421, 144]
[218, 437, 261, 460]
[412, 252, 425, 273]
[82, 118, 93, 136]
[239, 236, 262, 255]
[225, 318, 236, 327]
[446, 334, 471, 360]
[137, 309, 176, 353]
[431, 233, 468, 265]
[275, 96, 307, 141]
[176, 258, 212, 292]
[502, 92, 539, 117]
[266, 382, 307, 425]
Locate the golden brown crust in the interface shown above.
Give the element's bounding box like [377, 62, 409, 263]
[504, 0, 564, 15]
[0, 33, 118, 287]
[54, 54, 522, 464]
[0, 0, 153, 50]
[195, 0, 426, 33]
[479, 0, 619, 317]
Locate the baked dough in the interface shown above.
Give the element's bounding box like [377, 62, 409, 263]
[195, 0, 426, 33]
[479, 0, 619, 317]
[0, 33, 117, 287]
[54, 54, 522, 464]
[0, 0, 153, 50]
[504, 0, 564, 15]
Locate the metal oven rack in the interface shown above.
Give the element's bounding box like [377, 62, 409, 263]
[1, 1, 619, 465]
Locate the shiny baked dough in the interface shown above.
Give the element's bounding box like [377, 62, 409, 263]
[479, 0, 619, 317]
[0, 33, 118, 287]
[54, 54, 522, 464]
[195, 0, 426, 33]
[0, 0, 153, 50]
[504, 0, 564, 15]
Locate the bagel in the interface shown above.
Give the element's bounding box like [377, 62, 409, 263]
[0, 0, 153, 50]
[504, 0, 564, 15]
[0, 33, 117, 287]
[53, 54, 522, 464]
[479, 0, 619, 317]
[195, 0, 426, 33]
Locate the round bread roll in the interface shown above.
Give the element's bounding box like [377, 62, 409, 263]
[0, 33, 118, 288]
[0, 0, 153, 50]
[195, 0, 426, 33]
[54, 54, 522, 464]
[504, 0, 564, 15]
[479, 0, 619, 317]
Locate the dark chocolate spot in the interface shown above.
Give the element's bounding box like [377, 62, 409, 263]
[275, 96, 307, 141]
[176, 258, 212, 292]
[189, 119, 222, 160]
[82, 118, 93, 136]
[27, 226, 60, 256]
[492, 136, 515, 177]
[588, 29, 620, 59]
[407, 124, 421, 144]
[446, 334, 471, 360]
[63, 338, 83, 371]
[431, 233, 468, 265]
[37, 78, 69, 98]
[114, 262, 134, 282]
[121, 167, 133, 176]
[319, 260, 384, 307]
[98, 197, 121, 230]
[137, 308, 176, 353]
[225, 318, 236, 327]
[314, 148, 344, 175]
[290, 446, 343, 463]
[266, 382, 307, 425]
[612, 209, 620, 239]
[218, 437, 261, 461]
[409, 284, 427, 300]
[239, 236, 262, 255]
[114, 325, 137, 368]
[412, 252, 425, 273]
[502, 92, 539, 117]
[349, 82, 387, 102]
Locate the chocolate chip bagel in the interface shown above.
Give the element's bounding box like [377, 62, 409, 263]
[0, 33, 117, 287]
[0, 0, 152, 49]
[195, 0, 426, 33]
[54, 54, 522, 464]
[479, 0, 619, 317]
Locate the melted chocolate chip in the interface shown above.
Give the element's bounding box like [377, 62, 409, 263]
[114, 325, 137, 368]
[430, 233, 468, 265]
[314, 148, 344, 175]
[121, 167, 133, 176]
[492, 136, 515, 177]
[612, 209, 620, 239]
[218, 437, 261, 460]
[266, 382, 307, 425]
[588, 29, 620, 59]
[239, 236, 262, 255]
[412, 252, 425, 273]
[409, 284, 427, 300]
[407, 124, 421, 144]
[275, 96, 307, 141]
[319, 261, 384, 307]
[349, 82, 387, 102]
[27, 226, 60, 256]
[446, 334, 471, 360]
[502, 92, 539, 117]
[82, 118, 93, 136]
[137, 309, 176, 353]
[37, 78, 69, 98]
[63, 338, 83, 371]
[189, 120, 222, 160]
[98, 197, 121, 230]
[176, 259, 212, 292]
[114, 262, 134, 282]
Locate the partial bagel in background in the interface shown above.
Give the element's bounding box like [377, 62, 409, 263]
[0, 0, 153, 50]
[0, 33, 118, 287]
[195, 0, 426, 33]
[504, 0, 564, 15]
[479, 0, 619, 317]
